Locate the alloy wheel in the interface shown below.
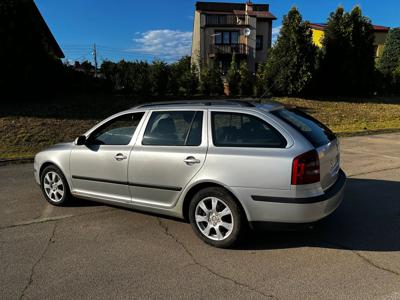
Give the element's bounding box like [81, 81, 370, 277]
[43, 171, 64, 202]
[195, 197, 234, 241]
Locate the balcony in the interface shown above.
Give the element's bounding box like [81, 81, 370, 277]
[205, 14, 244, 26]
[209, 43, 249, 57]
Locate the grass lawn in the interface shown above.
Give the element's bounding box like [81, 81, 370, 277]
[1, 96, 400, 159]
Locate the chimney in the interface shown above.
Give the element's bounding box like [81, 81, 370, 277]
[245, 1, 253, 13]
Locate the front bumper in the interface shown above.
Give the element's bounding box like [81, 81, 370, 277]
[33, 158, 40, 185]
[243, 170, 346, 225]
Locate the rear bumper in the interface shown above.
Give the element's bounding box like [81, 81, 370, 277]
[243, 170, 346, 225]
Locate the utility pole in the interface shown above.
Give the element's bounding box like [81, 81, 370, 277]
[92, 43, 98, 77]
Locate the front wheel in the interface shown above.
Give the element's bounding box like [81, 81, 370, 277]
[189, 187, 245, 248]
[40, 165, 72, 206]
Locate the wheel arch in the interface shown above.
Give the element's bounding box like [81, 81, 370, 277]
[39, 161, 71, 190]
[181, 181, 250, 222]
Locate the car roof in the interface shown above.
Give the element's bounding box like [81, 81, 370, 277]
[130, 99, 284, 112]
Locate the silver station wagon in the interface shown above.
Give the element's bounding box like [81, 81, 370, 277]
[34, 100, 346, 248]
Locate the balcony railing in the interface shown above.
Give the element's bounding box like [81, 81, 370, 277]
[209, 43, 249, 56]
[206, 14, 241, 26]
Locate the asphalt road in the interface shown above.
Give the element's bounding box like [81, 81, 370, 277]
[1, 133, 400, 300]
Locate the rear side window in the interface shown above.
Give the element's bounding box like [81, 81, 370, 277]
[211, 112, 287, 148]
[271, 108, 336, 148]
[142, 111, 203, 146]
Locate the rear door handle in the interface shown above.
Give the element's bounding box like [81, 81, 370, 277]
[114, 153, 127, 161]
[184, 156, 201, 165]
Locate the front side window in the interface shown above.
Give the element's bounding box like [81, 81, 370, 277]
[88, 112, 144, 145]
[142, 111, 203, 146]
[212, 112, 287, 148]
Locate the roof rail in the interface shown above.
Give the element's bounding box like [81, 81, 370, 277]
[133, 100, 256, 109]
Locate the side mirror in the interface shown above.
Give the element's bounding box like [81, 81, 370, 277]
[76, 135, 87, 145]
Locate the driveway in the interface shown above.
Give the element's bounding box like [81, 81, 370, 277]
[1, 133, 400, 299]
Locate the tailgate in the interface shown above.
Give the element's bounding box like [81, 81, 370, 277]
[317, 139, 340, 190]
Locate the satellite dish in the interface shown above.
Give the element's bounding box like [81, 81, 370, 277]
[244, 28, 251, 37]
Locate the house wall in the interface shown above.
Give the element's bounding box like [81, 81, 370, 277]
[255, 20, 271, 65]
[311, 29, 324, 47]
[191, 12, 274, 73]
[311, 28, 389, 58]
[375, 31, 388, 58]
[191, 10, 202, 70]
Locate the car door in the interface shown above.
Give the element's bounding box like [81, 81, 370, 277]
[70, 112, 145, 203]
[128, 109, 207, 207]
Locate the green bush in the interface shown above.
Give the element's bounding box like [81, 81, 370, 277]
[226, 53, 240, 96]
[200, 61, 224, 96]
[239, 61, 254, 96]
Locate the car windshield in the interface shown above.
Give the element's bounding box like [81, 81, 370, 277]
[271, 108, 336, 148]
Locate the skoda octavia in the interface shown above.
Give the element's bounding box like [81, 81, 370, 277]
[34, 100, 346, 248]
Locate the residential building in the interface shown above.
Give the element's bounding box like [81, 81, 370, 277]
[310, 23, 390, 59]
[30, 0, 65, 59]
[191, 1, 276, 74]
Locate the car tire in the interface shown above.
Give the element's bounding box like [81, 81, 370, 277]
[189, 187, 245, 248]
[40, 165, 72, 206]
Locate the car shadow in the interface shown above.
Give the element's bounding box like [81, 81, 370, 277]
[236, 178, 400, 252]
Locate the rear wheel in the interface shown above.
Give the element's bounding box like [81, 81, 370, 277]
[40, 165, 71, 206]
[189, 187, 245, 248]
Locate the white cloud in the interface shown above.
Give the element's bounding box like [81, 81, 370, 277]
[129, 29, 192, 61]
[272, 26, 282, 44]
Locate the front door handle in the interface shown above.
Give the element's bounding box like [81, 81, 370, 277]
[184, 156, 201, 165]
[114, 153, 127, 161]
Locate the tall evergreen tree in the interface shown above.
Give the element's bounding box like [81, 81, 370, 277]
[378, 28, 400, 76]
[319, 6, 375, 96]
[262, 7, 316, 96]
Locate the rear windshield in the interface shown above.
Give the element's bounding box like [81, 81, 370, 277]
[271, 108, 336, 148]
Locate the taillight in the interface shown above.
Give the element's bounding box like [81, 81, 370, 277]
[291, 150, 320, 185]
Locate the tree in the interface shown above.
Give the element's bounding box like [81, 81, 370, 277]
[318, 6, 375, 96]
[169, 56, 199, 96]
[378, 28, 400, 94]
[149, 60, 170, 96]
[238, 61, 253, 96]
[200, 60, 223, 96]
[378, 28, 400, 76]
[226, 53, 240, 96]
[255, 62, 268, 97]
[394, 65, 400, 94]
[262, 7, 317, 96]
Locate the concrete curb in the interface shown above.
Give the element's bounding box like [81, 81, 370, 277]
[0, 158, 34, 166]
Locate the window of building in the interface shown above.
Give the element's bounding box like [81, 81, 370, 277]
[211, 112, 287, 148]
[223, 31, 230, 44]
[230, 31, 239, 44]
[215, 31, 240, 45]
[256, 35, 263, 50]
[142, 111, 203, 146]
[206, 14, 227, 25]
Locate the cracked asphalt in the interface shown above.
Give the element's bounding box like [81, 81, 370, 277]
[1, 132, 400, 300]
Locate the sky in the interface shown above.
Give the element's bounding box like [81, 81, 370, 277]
[35, 0, 400, 64]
